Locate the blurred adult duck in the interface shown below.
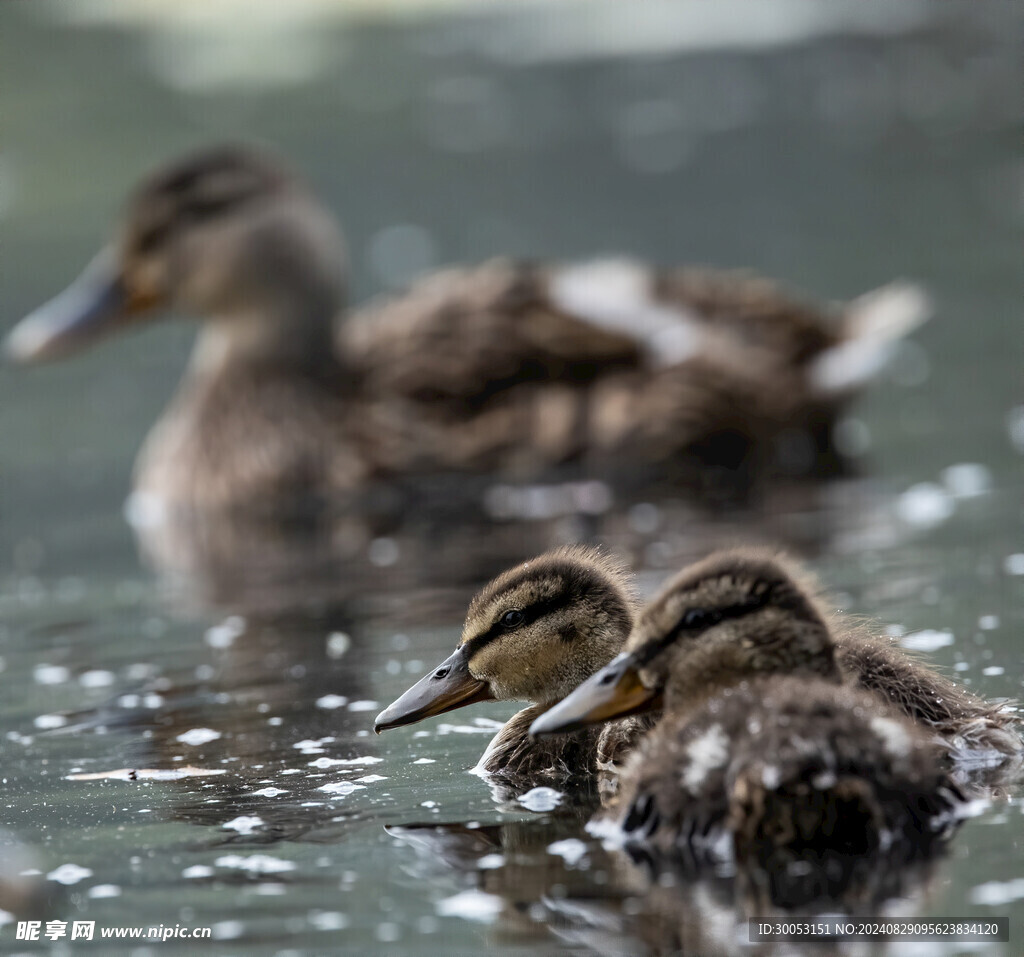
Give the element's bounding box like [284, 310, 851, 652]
[5, 144, 932, 513]
[531, 551, 967, 863]
[375, 545, 653, 791]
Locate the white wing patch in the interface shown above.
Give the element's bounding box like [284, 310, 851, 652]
[809, 281, 931, 396]
[550, 259, 704, 368]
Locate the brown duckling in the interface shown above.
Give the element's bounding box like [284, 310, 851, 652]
[531, 551, 967, 863]
[833, 629, 1021, 765]
[376, 545, 1018, 789]
[374, 545, 653, 787]
[6, 145, 931, 512]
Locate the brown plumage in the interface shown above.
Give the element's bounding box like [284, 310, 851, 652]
[635, 550, 1022, 766]
[374, 545, 653, 789]
[6, 144, 930, 511]
[532, 551, 968, 864]
[834, 630, 1022, 763]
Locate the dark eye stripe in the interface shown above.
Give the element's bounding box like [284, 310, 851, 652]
[462, 561, 630, 658]
[463, 592, 573, 656]
[634, 581, 777, 667]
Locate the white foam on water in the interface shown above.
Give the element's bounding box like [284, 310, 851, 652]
[436, 889, 503, 922]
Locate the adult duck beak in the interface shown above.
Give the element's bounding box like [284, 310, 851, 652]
[529, 651, 661, 737]
[4, 249, 157, 363]
[374, 646, 494, 734]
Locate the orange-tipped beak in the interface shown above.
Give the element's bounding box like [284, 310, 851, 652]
[529, 652, 662, 737]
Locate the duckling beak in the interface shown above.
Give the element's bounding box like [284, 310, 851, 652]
[528, 652, 661, 737]
[374, 646, 494, 734]
[4, 249, 157, 363]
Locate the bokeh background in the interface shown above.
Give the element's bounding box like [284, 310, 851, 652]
[1, 2, 1022, 954]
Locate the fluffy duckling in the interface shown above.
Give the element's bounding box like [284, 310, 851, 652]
[833, 630, 1021, 765]
[6, 145, 931, 511]
[375, 545, 652, 785]
[531, 551, 966, 862]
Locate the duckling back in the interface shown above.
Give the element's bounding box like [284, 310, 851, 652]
[834, 631, 1023, 767]
[610, 678, 963, 865]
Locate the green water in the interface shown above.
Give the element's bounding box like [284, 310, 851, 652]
[1, 2, 1021, 954]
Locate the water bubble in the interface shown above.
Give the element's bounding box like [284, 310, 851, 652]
[1007, 405, 1024, 454]
[547, 838, 588, 866]
[969, 878, 1024, 907]
[941, 463, 991, 499]
[900, 629, 954, 652]
[223, 816, 264, 835]
[319, 781, 366, 797]
[436, 889, 502, 922]
[34, 664, 70, 685]
[368, 537, 400, 567]
[896, 482, 954, 528]
[176, 728, 222, 747]
[211, 920, 245, 941]
[518, 787, 564, 812]
[1004, 554, 1024, 576]
[326, 632, 351, 659]
[833, 417, 871, 457]
[315, 695, 348, 710]
[375, 922, 402, 943]
[47, 863, 92, 885]
[205, 615, 246, 649]
[308, 911, 349, 931]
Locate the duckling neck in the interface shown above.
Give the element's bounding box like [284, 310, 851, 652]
[188, 300, 347, 381]
[665, 634, 842, 720]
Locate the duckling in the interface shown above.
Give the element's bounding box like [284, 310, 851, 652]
[6, 145, 931, 511]
[531, 551, 966, 863]
[374, 545, 653, 787]
[833, 629, 1022, 764]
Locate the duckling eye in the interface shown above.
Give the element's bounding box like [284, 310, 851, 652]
[682, 608, 713, 629]
[500, 609, 525, 629]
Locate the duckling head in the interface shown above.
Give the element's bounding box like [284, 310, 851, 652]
[5, 145, 345, 364]
[374, 545, 635, 733]
[531, 549, 840, 736]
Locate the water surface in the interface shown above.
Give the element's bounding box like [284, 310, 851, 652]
[1, 3, 1022, 954]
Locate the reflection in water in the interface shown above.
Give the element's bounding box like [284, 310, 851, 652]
[18, 470, 1017, 951]
[134, 469, 909, 617]
[0, 829, 65, 923]
[54, 612, 387, 847]
[385, 815, 949, 956]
